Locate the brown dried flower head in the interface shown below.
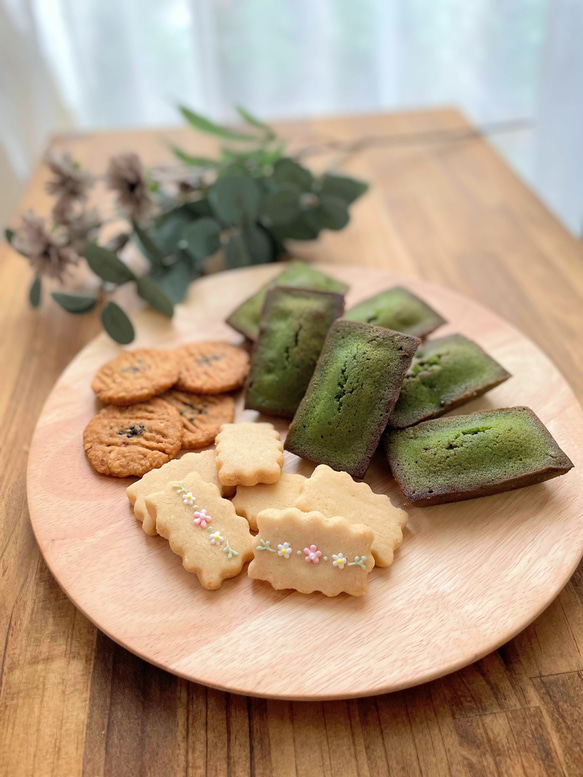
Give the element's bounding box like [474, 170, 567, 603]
[12, 211, 78, 280]
[64, 208, 102, 250]
[105, 152, 153, 222]
[45, 149, 94, 224]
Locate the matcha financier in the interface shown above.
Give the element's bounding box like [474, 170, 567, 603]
[389, 334, 511, 429]
[226, 260, 348, 340]
[245, 287, 345, 417]
[344, 286, 445, 339]
[285, 319, 420, 478]
[385, 407, 573, 506]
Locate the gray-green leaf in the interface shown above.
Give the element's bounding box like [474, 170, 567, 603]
[319, 173, 369, 205]
[101, 302, 135, 344]
[273, 213, 321, 241]
[155, 261, 193, 304]
[179, 105, 256, 142]
[52, 291, 97, 314]
[259, 184, 300, 225]
[5, 228, 15, 245]
[235, 105, 275, 138]
[224, 234, 251, 268]
[84, 243, 136, 284]
[136, 276, 174, 317]
[209, 176, 261, 225]
[273, 158, 313, 190]
[169, 145, 221, 167]
[181, 218, 222, 260]
[132, 221, 165, 268]
[29, 276, 41, 307]
[242, 226, 272, 264]
[313, 195, 350, 231]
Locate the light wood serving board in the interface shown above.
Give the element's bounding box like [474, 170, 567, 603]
[27, 264, 583, 700]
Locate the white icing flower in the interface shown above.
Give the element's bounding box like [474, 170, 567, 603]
[209, 531, 223, 545]
[277, 542, 292, 558]
[182, 492, 196, 506]
[332, 553, 347, 569]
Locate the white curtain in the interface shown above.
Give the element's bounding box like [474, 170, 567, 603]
[1, 0, 582, 233]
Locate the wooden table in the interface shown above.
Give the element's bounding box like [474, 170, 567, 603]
[2, 109, 583, 776]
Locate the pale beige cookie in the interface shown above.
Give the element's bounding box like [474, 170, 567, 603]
[215, 422, 284, 487]
[126, 450, 233, 536]
[233, 472, 307, 531]
[295, 465, 408, 567]
[145, 472, 254, 590]
[248, 508, 374, 597]
[91, 348, 179, 406]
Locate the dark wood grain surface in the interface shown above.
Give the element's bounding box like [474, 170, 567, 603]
[1, 109, 583, 776]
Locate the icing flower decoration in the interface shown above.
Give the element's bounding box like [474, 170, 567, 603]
[332, 553, 347, 569]
[193, 508, 211, 528]
[209, 530, 223, 545]
[182, 492, 196, 506]
[277, 542, 292, 559]
[303, 544, 322, 564]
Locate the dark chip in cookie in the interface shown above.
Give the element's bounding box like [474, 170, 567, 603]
[83, 398, 182, 477]
[91, 349, 179, 406]
[174, 341, 250, 394]
[160, 390, 235, 449]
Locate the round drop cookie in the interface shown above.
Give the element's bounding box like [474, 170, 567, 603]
[175, 341, 250, 394]
[91, 349, 179, 406]
[160, 390, 235, 449]
[83, 398, 182, 477]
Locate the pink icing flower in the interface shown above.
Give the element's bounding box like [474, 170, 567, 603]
[303, 544, 322, 564]
[193, 508, 211, 528]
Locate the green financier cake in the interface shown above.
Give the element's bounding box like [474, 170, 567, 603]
[385, 407, 573, 506]
[227, 260, 348, 340]
[344, 286, 445, 338]
[285, 320, 420, 478]
[245, 287, 345, 417]
[389, 334, 511, 429]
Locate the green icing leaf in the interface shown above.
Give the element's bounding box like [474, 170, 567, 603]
[101, 302, 135, 344]
[83, 243, 135, 284]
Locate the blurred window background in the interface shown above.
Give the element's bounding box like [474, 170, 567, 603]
[1, 0, 582, 234]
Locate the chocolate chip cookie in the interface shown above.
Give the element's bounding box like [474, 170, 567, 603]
[175, 341, 250, 394]
[83, 398, 182, 477]
[91, 349, 179, 406]
[161, 390, 235, 449]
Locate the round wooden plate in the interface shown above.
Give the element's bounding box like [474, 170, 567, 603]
[27, 264, 583, 700]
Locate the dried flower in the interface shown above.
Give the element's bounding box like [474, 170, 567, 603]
[105, 153, 153, 222]
[44, 149, 94, 224]
[12, 211, 78, 280]
[64, 208, 102, 250]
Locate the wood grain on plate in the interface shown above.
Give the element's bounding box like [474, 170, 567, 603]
[4, 108, 583, 775]
[27, 264, 583, 700]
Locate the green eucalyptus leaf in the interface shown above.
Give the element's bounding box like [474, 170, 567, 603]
[136, 276, 174, 317]
[235, 105, 275, 138]
[313, 194, 350, 230]
[186, 199, 214, 219]
[155, 260, 193, 304]
[224, 234, 251, 268]
[273, 158, 313, 190]
[132, 220, 165, 268]
[52, 291, 97, 314]
[181, 218, 221, 260]
[101, 302, 135, 344]
[169, 145, 220, 167]
[209, 176, 261, 225]
[153, 207, 196, 253]
[29, 276, 41, 307]
[273, 213, 321, 241]
[5, 228, 15, 245]
[179, 105, 255, 142]
[83, 243, 135, 284]
[319, 173, 369, 205]
[242, 225, 272, 264]
[259, 184, 300, 225]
